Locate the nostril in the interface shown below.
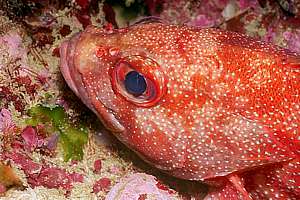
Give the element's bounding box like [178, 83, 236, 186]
[95, 46, 120, 58]
[95, 46, 107, 58]
[109, 47, 120, 56]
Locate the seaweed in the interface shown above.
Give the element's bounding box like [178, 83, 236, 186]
[26, 105, 88, 161]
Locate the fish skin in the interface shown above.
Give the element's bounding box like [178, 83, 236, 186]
[60, 23, 300, 199]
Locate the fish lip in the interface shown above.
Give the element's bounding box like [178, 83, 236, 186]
[59, 34, 125, 133]
[60, 33, 99, 114]
[59, 38, 79, 96]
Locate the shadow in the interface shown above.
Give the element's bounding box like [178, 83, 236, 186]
[108, 135, 209, 199]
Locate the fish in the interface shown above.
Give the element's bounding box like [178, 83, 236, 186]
[59, 22, 300, 199]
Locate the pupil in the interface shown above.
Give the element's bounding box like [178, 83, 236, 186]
[124, 71, 147, 96]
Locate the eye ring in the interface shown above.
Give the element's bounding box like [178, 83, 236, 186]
[110, 55, 167, 107]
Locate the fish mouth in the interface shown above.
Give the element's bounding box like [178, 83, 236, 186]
[60, 35, 80, 97]
[59, 33, 125, 133]
[59, 33, 95, 112]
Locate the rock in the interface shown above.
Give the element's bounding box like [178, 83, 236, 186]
[106, 173, 176, 200]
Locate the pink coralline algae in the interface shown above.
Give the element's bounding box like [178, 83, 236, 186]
[0, 32, 28, 70]
[6, 151, 84, 192]
[93, 159, 102, 174]
[105, 173, 175, 200]
[1, 123, 84, 193]
[93, 177, 111, 194]
[0, 31, 46, 113]
[76, 0, 91, 9]
[0, 184, 6, 194]
[146, 0, 258, 28]
[28, 167, 84, 190]
[149, 0, 232, 27]
[238, 0, 258, 10]
[283, 30, 300, 54]
[21, 126, 39, 151]
[20, 126, 58, 153]
[0, 109, 15, 133]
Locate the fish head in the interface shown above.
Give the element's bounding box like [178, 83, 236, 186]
[60, 23, 298, 181]
[59, 23, 191, 173]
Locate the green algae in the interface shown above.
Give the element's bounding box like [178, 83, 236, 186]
[26, 105, 88, 161]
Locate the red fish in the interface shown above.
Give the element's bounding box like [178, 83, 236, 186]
[60, 23, 300, 199]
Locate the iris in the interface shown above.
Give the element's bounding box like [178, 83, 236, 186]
[124, 71, 147, 96]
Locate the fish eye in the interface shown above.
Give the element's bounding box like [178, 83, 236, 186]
[111, 55, 167, 107]
[124, 71, 147, 96]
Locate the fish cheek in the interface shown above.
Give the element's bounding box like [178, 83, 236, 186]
[74, 65, 125, 133]
[116, 107, 188, 172]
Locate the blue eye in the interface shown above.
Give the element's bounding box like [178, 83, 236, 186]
[112, 56, 167, 107]
[124, 71, 147, 96]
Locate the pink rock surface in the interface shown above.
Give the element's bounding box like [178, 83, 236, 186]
[283, 30, 300, 54]
[106, 173, 175, 200]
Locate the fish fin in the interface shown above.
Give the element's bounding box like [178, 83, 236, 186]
[214, 28, 300, 66]
[243, 158, 300, 199]
[129, 16, 167, 26]
[228, 174, 253, 200]
[204, 175, 252, 200]
[283, 54, 300, 71]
